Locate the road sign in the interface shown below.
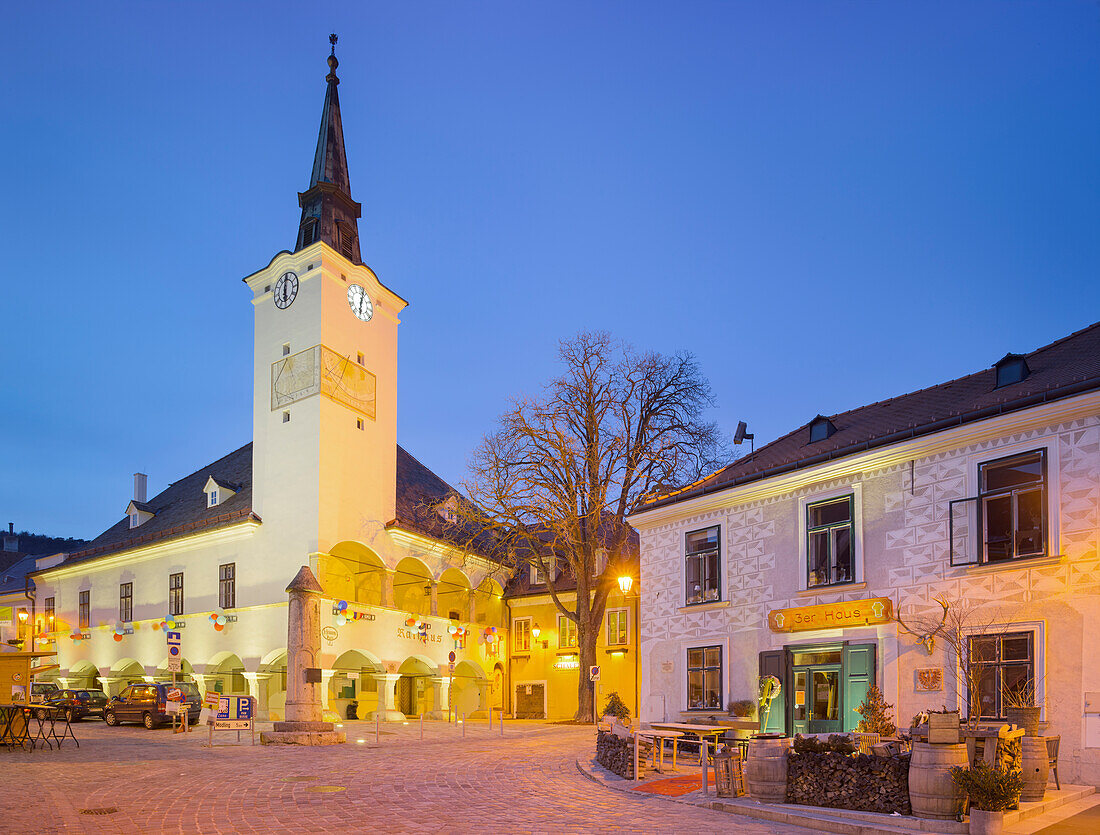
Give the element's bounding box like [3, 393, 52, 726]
[589, 665, 601, 682]
[167, 687, 182, 701]
[213, 695, 254, 731]
[166, 630, 181, 648]
[448, 651, 456, 663]
[166, 657, 182, 673]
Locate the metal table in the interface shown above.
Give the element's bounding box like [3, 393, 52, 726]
[0, 704, 32, 752]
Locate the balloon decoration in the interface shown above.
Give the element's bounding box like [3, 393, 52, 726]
[208, 613, 228, 632]
[156, 617, 177, 633]
[482, 626, 499, 656]
[69, 632, 85, 644]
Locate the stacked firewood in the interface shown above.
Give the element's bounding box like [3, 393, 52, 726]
[595, 730, 637, 779]
[787, 749, 911, 814]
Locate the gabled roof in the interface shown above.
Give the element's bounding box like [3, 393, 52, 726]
[0, 554, 39, 595]
[205, 475, 240, 493]
[126, 500, 155, 515]
[54, 443, 256, 568]
[644, 319, 1100, 511]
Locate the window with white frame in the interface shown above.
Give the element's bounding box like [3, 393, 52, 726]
[119, 582, 132, 622]
[513, 618, 531, 652]
[208, 490, 218, 507]
[687, 645, 722, 710]
[979, 450, 1046, 564]
[558, 614, 577, 648]
[530, 561, 552, 586]
[969, 631, 1036, 720]
[129, 512, 139, 529]
[685, 526, 720, 605]
[78, 590, 90, 630]
[806, 495, 855, 587]
[606, 608, 628, 645]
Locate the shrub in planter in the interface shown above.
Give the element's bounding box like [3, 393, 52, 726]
[950, 760, 1022, 811]
[855, 686, 897, 737]
[792, 734, 856, 755]
[601, 691, 630, 724]
[729, 699, 757, 719]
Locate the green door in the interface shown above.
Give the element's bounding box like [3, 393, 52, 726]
[843, 642, 876, 732]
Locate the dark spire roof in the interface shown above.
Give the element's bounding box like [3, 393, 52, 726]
[295, 34, 363, 264]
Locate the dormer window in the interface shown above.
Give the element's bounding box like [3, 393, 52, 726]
[994, 354, 1030, 389]
[437, 496, 460, 524]
[203, 476, 237, 509]
[126, 501, 155, 529]
[336, 221, 357, 260]
[809, 415, 837, 443]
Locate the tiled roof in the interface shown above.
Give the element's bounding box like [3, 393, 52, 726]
[644, 319, 1100, 511]
[51, 443, 257, 568]
[0, 554, 39, 595]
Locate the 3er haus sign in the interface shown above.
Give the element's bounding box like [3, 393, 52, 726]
[767, 597, 893, 633]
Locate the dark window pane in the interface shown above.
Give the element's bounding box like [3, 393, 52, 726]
[704, 670, 721, 708]
[982, 454, 1043, 492]
[686, 527, 719, 554]
[1016, 489, 1045, 555]
[1002, 665, 1032, 704]
[812, 671, 839, 720]
[984, 495, 1013, 562]
[809, 531, 830, 586]
[810, 499, 850, 528]
[688, 648, 703, 669]
[705, 551, 720, 598]
[1002, 636, 1031, 661]
[704, 646, 721, 667]
[976, 667, 998, 718]
[834, 527, 852, 582]
[970, 636, 998, 664]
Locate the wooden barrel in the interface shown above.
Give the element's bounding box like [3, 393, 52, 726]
[1020, 737, 1049, 802]
[909, 742, 969, 820]
[745, 737, 792, 803]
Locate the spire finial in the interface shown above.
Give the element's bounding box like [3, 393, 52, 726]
[327, 34, 339, 80]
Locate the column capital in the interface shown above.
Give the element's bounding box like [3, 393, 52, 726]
[241, 671, 274, 682]
[375, 672, 403, 685]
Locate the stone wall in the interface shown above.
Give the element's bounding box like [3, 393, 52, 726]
[786, 751, 911, 814]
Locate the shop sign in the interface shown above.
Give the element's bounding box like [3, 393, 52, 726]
[767, 597, 892, 633]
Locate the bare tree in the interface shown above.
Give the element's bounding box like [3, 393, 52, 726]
[897, 595, 1015, 722]
[453, 331, 726, 720]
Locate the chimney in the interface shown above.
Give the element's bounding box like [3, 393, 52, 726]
[134, 473, 148, 503]
[3, 523, 16, 552]
[7, 523, 12, 534]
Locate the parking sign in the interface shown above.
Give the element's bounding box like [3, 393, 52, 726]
[589, 665, 601, 682]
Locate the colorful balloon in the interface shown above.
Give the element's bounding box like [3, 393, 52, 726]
[113, 633, 123, 642]
[335, 614, 347, 627]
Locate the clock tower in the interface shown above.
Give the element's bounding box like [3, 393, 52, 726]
[244, 37, 408, 564]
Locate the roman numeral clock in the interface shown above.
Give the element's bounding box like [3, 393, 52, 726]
[269, 275, 377, 419]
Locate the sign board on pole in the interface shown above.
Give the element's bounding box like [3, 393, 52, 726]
[448, 651, 456, 663]
[165, 700, 182, 715]
[213, 695, 254, 731]
[589, 665, 601, 682]
[166, 687, 182, 702]
[167, 657, 182, 673]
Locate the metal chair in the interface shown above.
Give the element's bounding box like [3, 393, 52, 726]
[1046, 735, 1060, 790]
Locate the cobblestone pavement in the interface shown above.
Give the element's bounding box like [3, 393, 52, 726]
[0, 719, 818, 834]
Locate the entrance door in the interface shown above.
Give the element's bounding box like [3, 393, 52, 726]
[397, 676, 414, 715]
[789, 646, 843, 735]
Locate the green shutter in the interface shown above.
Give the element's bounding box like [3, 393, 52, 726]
[758, 650, 787, 734]
[843, 642, 876, 732]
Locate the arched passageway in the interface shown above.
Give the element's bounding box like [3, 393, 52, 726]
[322, 541, 388, 606]
[397, 655, 436, 716]
[392, 557, 432, 616]
[331, 649, 383, 720]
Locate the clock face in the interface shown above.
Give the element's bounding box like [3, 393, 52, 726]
[274, 272, 299, 309]
[347, 284, 374, 321]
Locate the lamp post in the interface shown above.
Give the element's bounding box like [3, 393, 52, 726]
[616, 576, 639, 719]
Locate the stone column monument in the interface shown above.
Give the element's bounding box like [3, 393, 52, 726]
[260, 566, 346, 745]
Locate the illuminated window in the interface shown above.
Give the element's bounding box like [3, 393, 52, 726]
[807, 496, 854, 587]
[969, 632, 1035, 719]
[979, 450, 1046, 563]
[119, 583, 132, 622]
[78, 590, 90, 630]
[513, 618, 531, 652]
[606, 609, 628, 646]
[687, 645, 722, 710]
[44, 597, 55, 628]
[169, 572, 184, 616]
[685, 526, 720, 604]
[557, 615, 577, 648]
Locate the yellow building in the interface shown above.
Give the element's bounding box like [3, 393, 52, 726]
[506, 566, 638, 722]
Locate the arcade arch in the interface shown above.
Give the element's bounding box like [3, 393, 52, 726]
[392, 557, 432, 615]
[396, 654, 436, 716]
[437, 567, 471, 621]
[260, 648, 288, 721]
[331, 649, 383, 720]
[452, 659, 486, 718]
[322, 541, 387, 606]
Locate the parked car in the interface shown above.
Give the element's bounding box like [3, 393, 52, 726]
[103, 682, 202, 728]
[36, 688, 110, 722]
[29, 681, 61, 704]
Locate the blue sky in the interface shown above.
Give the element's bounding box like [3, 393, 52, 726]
[2, 2, 1098, 539]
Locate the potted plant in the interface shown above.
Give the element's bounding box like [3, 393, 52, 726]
[950, 760, 1022, 835]
[1003, 681, 1041, 736]
[928, 707, 961, 744]
[729, 699, 757, 720]
[601, 691, 631, 726]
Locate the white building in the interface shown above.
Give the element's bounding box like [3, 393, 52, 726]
[29, 42, 509, 722]
[628, 323, 1100, 786]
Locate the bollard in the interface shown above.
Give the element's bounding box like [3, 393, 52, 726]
[701, 740, 708, 796]
[420, 713, 424, 741]
[375, 711, 380, 744]
[462, 712, 466, 738]
[488, 704, 492, 727]
[500, 710, 504, 737]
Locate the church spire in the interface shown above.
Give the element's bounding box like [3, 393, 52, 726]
[295, 34, 362, 263]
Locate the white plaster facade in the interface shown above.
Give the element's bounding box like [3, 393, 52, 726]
[630, 389, 1100, 785]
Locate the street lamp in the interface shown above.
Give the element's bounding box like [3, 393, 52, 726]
[531, 623, 541, 641]
[618, 575, 633, 595]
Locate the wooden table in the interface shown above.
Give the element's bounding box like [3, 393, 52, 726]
[650, 722, 731, 761]
[0, 704, 32, 751]
[633, 729, 684, 780]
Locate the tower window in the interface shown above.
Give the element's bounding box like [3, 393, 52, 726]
[356, 352, 364, 365]
[282, 411, 291, 423]
[282, 343, 291, 356]
[301, 221, 317, 247]
[356, 418, 364, 430]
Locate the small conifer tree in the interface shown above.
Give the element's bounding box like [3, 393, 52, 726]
[601, 691, 631, 723]
[855, 685, 897, 736]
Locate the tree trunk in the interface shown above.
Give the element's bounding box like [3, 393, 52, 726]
[576, 624, 596, 722]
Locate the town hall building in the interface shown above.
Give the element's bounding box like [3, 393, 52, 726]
[28, 40, 510, 722]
